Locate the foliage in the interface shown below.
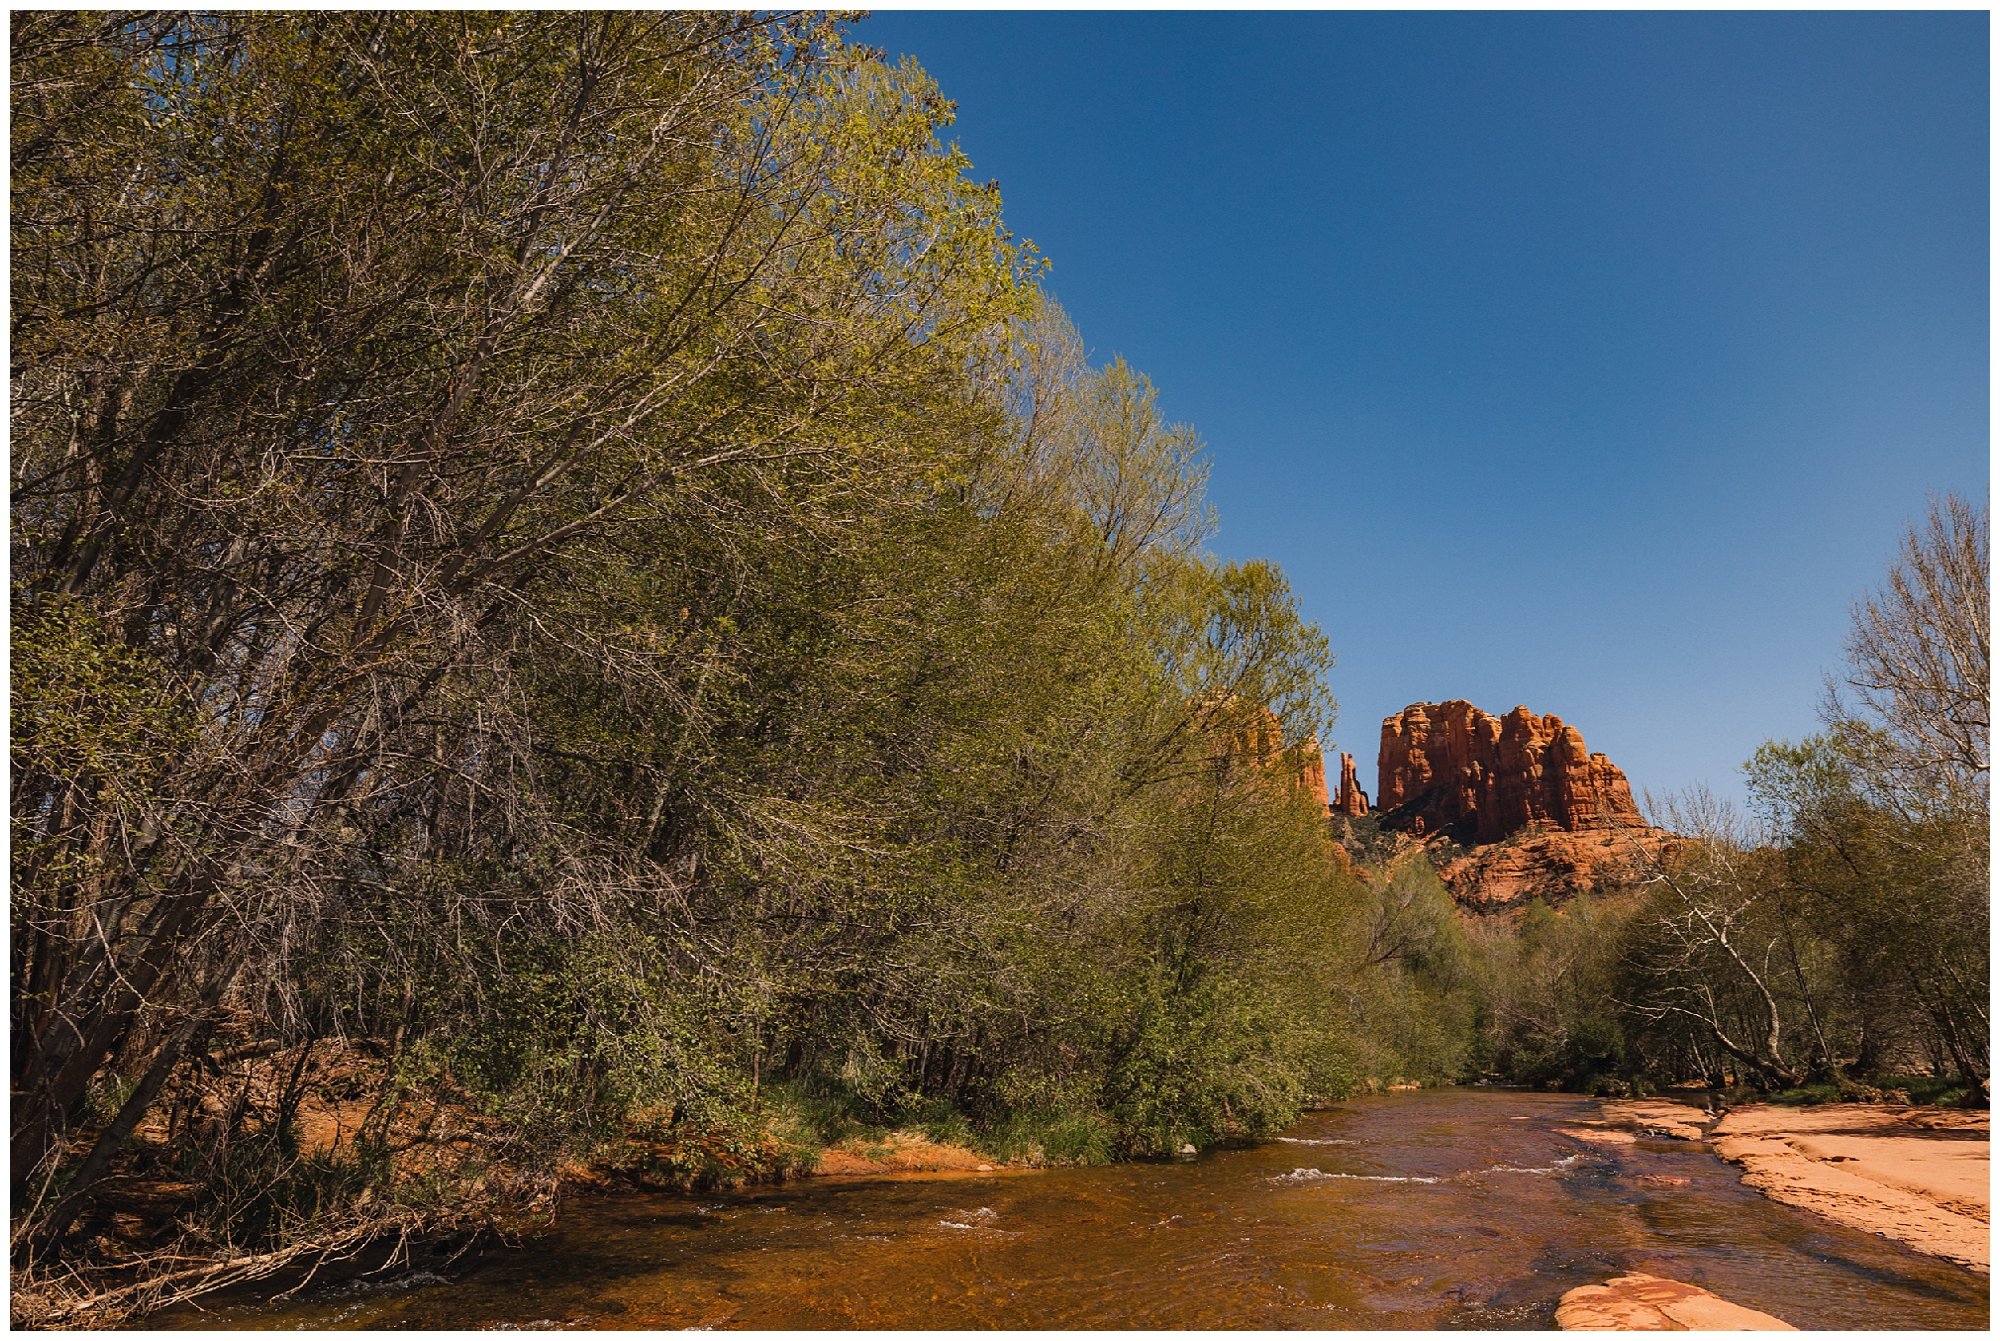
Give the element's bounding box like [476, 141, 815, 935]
[8, 14, 1388, 1295]
[1329, 855, 1476, 1086]
[1470, 895, 1638, 1089]
[1468, 497, 1988, 1101]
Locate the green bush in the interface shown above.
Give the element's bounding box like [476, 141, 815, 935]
[984, 1108, 1114, 1166]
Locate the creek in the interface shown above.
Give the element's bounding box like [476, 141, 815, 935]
[156, 1089, 1988, 1329]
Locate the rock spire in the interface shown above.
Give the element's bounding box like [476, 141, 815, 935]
[1333, 751, 1369, 818]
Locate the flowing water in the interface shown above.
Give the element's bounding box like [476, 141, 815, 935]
[159, 1089, 1988, 1329]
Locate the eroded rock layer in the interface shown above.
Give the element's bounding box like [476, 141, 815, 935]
[1334, 751, 1369, 818]
[1433, 827, 1676, 908]
[1377, 700, 1647, 844]
[1556, 1273, 1796, 1331]
[1295, 736, 1330, 812]
[1213, 701, 1330, 812]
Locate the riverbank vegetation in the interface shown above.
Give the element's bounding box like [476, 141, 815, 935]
[1465, 496, 1989, 1108]
[11, 13, 1457, 1321]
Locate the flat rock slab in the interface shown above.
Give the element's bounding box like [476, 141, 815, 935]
[1600, 1099, 1711, 1141]
[1710, 1104, 1988, 1274]
[1556, 1273, 1794, 1330]
[1633, 1174, 1691, 1189]
[1557, 1124, 1637, 1146]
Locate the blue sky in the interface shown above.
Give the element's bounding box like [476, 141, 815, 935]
[863, 10, 1990, 811]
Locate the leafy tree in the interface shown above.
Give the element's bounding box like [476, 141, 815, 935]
[10, 10, 1036, 1245]
[1828, 494, 1988, 798]
[1614, 498, 1988, 1100]
[1472, 896, 1638, 1089]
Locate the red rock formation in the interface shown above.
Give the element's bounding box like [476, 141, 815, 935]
[1223, 703, 1285, 769]
[1211, 701, 1331, 812]
[1334, 751, 1369, 818]
[1435, 827, 1678, 908]
[1294, 736, 1331, 812]
[1377, 700, 1646, 844]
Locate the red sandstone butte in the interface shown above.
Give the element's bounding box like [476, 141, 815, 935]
[1377, 700, 1647, 845]
[1334, 751, 1369, 818]
[1212, 700, 1331, 812]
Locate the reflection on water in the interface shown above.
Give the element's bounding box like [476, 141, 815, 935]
[156, 1089, 1989, 1330]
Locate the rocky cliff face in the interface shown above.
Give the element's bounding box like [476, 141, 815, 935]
[1214, 701, 1331, 812]
[1431, 827, 1675, 909]
[1344, 699, 1673, 908]
[1294, 736, 1331, 812]
[1376, 700, 1647, 845]
[1334, 751, 1369, 818]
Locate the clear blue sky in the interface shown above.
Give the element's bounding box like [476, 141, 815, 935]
[863, 10, 1990, 812]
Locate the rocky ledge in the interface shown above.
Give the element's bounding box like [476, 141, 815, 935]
[1710, 1104, 1990, 1274]
[1430, 823, 1676, 908]
[1556, 1273, 1795, 1330]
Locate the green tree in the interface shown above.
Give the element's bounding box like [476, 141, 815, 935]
[10, 10, 1033, 1243]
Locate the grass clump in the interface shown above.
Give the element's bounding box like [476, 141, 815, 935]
[983, 1109, 1115, 1167]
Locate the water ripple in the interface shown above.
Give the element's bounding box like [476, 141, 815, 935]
[1271, 1167, 1441, 1185]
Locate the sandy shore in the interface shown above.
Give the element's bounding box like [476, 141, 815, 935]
[1709, 1103, 1988, 1275]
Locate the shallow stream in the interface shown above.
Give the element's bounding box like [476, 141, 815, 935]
[158, 1089, 1989, 1329]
